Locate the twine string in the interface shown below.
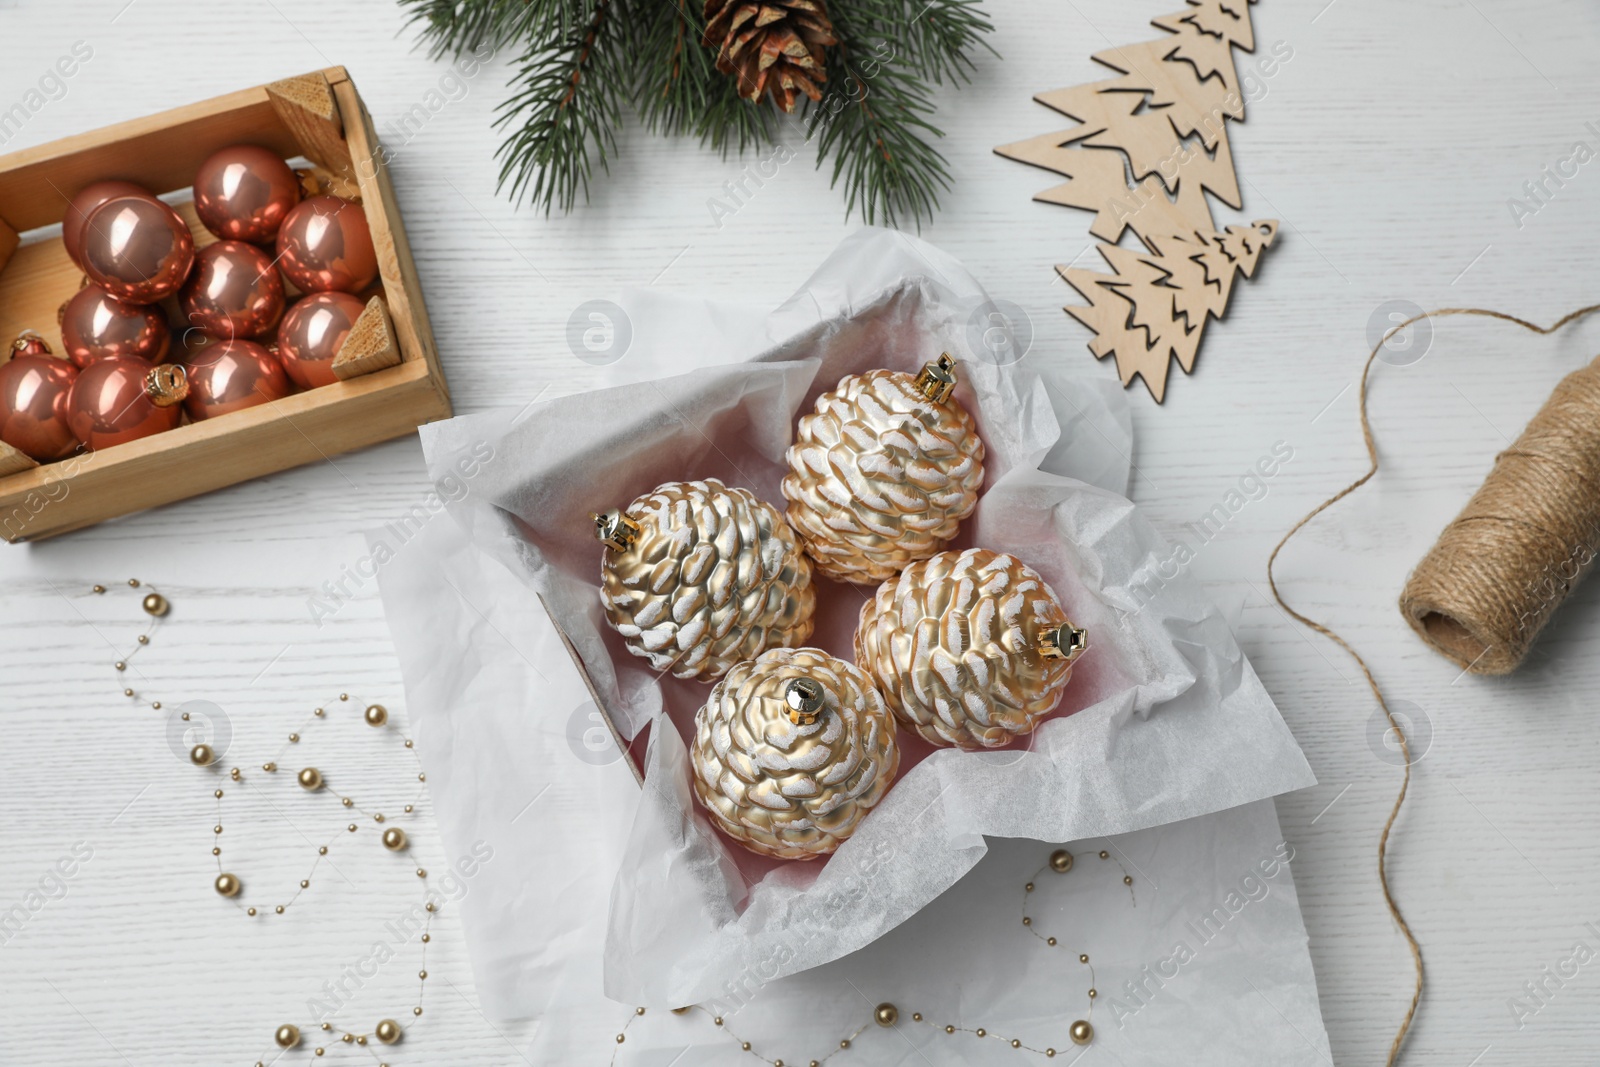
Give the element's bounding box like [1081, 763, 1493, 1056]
[1266, 301, 1600, 1067]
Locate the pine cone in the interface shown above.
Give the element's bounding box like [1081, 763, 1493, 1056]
[703, 0, 836, 112]
[783, 357, 986, 585]
[595, 478, 815, 682]
[855, 549, 1088, 750]
[691, 647, 899, 859]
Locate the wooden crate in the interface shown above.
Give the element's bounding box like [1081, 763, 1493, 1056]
[0, 66, 452, 541]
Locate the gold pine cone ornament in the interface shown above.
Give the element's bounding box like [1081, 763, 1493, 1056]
[783, 355, 985, 585]
[855, 548, 1088, 750]
[691, 647, 900, 859]
[594, 478, 815, 681]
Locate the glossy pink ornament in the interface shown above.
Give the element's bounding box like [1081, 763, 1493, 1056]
[179, 241, 285, 340]
[275, 195, 378, 294]
[80, 196, 196, 305]
[182, 339, 291, 421]
[276, 291, 364, 389]
[0, 344, 79, 461]
[60, 284, 171, 368]
[193, 145, 301, 243]
[66, 358, 188, 450]
[62, 179, 154, 267]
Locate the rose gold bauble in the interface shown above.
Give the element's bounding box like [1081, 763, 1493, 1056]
[60, 284, 171, 368]
[80, 195, 196, 305]
[275, 195, 378, 294]
[182, 339, 291, 421]
[275, 291, 364, 389]
[179, 241, 285, 340]
[0, 350, 78, 461]
[192, 144, 300, 243]
[66, 358, 187, 450]
[62, 179, 154, 267]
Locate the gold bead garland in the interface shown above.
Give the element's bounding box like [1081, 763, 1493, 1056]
[607, 848, 1134, 1065]
[92, 581, 438, 1065]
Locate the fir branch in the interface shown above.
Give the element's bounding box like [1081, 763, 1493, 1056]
[492, 0, 627, 213]
[632, 1, 772, 154]
[397, 0, 573, 58]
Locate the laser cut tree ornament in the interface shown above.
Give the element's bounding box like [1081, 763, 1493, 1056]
[996, 0, 1277, 403]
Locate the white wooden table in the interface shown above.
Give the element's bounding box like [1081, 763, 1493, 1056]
[3, 1, 1599, 1064]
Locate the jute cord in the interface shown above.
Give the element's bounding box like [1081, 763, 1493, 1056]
[1266, 302, 1600, 1067]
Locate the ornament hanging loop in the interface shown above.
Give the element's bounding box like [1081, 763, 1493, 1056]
[914, 353, 959, 404]
[144, 363, 189, 407]
[592, 509, 641, 552]
[783, 677, 825, 725]
[1038, 623, 1088, 663]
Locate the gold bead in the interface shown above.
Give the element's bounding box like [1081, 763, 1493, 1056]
[944, 1025, 954, 1034]
[375, 1019, 402, 1045]
[976, 1028, 986, 1038]
[741, 1043, 751, 1051]
[141, 592, 169, 617]
[214, 873, 241, 897]
[342, 797, 353, 807]
[150, 701, 160, 710]
[874, 1003, 899, 1027]
[348, 824, 358, 833]
[128, 579, 139, 587]
[263, 762, 277, 772]
[300, 880, 310, 889]
[92, 584, 105, 593]
[1070, 1020, 1093, 1045]
[1049, 849, 1073, 873]
[319, 846, 328, 855]
[230, 768, 240, 780]
[425, 902, 435, 912]
[419, 970, 427, 980]
[840, 1039, 850, 1048]
[912, 1012, 922, 1021]
[811, 1062, 819, 1067]
[413, 1007, 422, 1016]
[714, 1017, 723, 1026]
[1046, 1050, 1056, 1058]
[615, 1035, 625, 1044]
[247, 907, 256, 916]
[404, 740, 413, 749]
[416, 868, 427, 878]
[214, 789, 223, 798]
[1079, 954, 1089, 963]
[298, 767, 324, 791]
[288, 733, 299, 743]
[1012, 1039, 1022, 1048]
[365, 704, 389, 727]
[418, 773, 426, 782]
[123, 688, 134, 697]
[1088, 989, 1097, 999]
[356, 1036, 366, 1045]
[314, 1049, 324, 1057]
[1047, 937, 1057, 946]
[321, 1024, 331, 1031]
[211, 847, 220, 856]
[374, 813, 384, 823]
[114, 662, 125, 671]
[1024, 882, 1033, 892]
[421, 933, 430, 943]
[180, 713, 188, 721]
[138, 635, 148, 644]
[1098, 850, 1109, 859]
[404, 804, 413, 813]
[774, 1060, 783, 1067]
[635, 1007, 645, 1016]
[340, 1034, 353, 1043]
[275, 905, 285, 914]
[382, 827, 409, 852]
[274, 1024, 300, 1049]
[340, 693, 349, 701]
[314, 708, 325, 716]
[1124, 875, 1133, 885]
[213, 825, 223, 835]
[1022, 917, 1031, 926]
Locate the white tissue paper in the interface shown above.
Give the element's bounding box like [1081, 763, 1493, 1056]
[409, 229, 1316, 1009]
[378, 513, 1332, 1063]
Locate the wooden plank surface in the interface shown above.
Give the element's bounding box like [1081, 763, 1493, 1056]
[2, 1, 1600, 1065]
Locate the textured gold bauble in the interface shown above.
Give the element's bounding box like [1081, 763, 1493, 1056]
[382, 827, 409, 852]
[141, 592, 169, 617]
[595, 478, 815, 681]
[364, 704, 388, 727]
[214, 873, 241, 897]
[275, 1024, 301, 1049]
[783, 356, 985, 585]
[1050, 849, 1074, 873]
[298, 767, 324, 791]
[190, 744, 215, 767]
[855, 548, 1085, 749]
[690, 647, 898, 860]
[374, 1019, 402, 1045]
[874, 1003, 899, 1027]
[1070, 1019, 1093, 1045]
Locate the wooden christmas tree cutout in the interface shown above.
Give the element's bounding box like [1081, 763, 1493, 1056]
[996, 0, 1277, 403]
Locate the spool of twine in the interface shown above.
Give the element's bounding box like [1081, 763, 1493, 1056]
[1401, 352, 1600, 674]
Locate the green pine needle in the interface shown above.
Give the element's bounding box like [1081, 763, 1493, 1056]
[399, 0, 997, 225]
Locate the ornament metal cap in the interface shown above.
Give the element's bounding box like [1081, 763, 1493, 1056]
[913, 353, 959, 404]
[1037, 623, 1088, 663]
[592, 509, 641, 552]
[144, 363, 189, 407]
[783, 677, 826, 725]
[11, 330, 51, 356]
